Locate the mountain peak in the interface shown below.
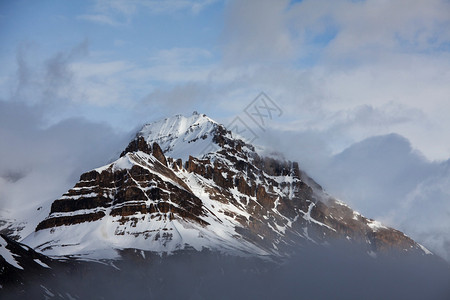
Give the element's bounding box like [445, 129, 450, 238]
[137, 113, 221, 161]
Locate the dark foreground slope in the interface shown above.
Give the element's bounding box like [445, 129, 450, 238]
[1, 235, 449, 300]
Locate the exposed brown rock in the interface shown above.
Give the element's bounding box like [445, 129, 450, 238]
[235, 176, 253, 196]
[110, 204, 147, 217]
[120, 136, 151, 157]
[50, 196, 111, 213]
[368, 228, 417, 253]
[152, 142, 167, 166]
[176, 159, 183, 169]
[36, 211, 105, 231]
[256, 185, 274, 209]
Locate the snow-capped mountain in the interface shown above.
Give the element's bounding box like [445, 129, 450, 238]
[138, 112, 219, 161]
[21, 112, 431, 259]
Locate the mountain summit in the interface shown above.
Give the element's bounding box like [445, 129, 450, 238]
[136, 112, 219, 161]
[23, 112, 431, 259]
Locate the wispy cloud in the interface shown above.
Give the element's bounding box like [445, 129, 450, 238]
[77, 14, 123, 26]
[5, 41, 138, 109]
[78, 0, 219, 26]
[141, 0, 219, 14]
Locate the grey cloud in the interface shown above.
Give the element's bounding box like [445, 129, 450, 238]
[14, 43, 33, 98]
[319, 133, 436, 215]
[0, 100, 131, 237]
[140, 82, 214, 117]
[6, 39, 134, 108]
[221, 0, 295, 65]
[256, 127, 333, 173]
[259, 130, 450, 261]
[392, 162, 450, 261]
[10, 40, 90, 108]
[328, 103, 425, 130]
[43, 39, 89, 101]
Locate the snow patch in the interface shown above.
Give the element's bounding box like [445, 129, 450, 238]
[367, 250, 377, 258]
[0, 236, 23, 270]
[34, 258, 51, 268]
[418, 244, 433, 255]
[367, 220, 387, 231]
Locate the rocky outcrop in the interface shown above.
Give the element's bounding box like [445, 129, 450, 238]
[36, 149, 206, 231]
[36, 211, 106, 231]
[120, 136, 151, 157]
[152, 142, 167, 166]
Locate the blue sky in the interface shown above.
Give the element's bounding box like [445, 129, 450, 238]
[1, 0, 450, 260]
[0, 0, 226, 126]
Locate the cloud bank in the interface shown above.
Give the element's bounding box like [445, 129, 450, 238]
[4, 243, 450, 300]
[0, 100, 131, 237]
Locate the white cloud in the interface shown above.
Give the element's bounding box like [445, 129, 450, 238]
[77, 14, 122, 26]
[0, 101, 131, 237]
[215, 0, 450, 160]
[79, 0, 219, 26]
[140, 0, 218, 15]
[288, 0, 450, 59]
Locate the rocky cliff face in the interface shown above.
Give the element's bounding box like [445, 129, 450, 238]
[24, 113, 430, 259]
